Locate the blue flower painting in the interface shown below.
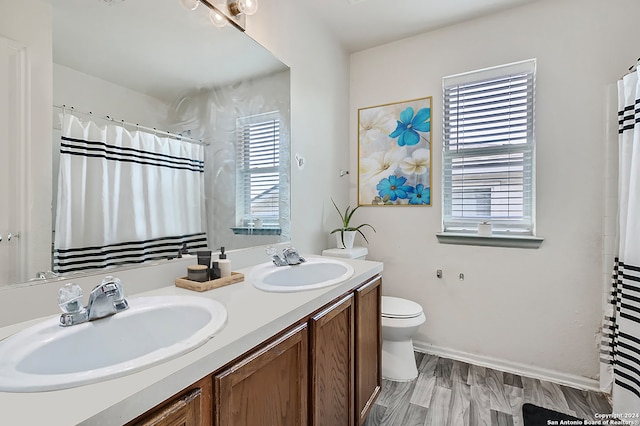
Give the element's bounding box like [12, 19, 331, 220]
[376, 175, 413, 202]
[389, 107, 431, 147]
[358, 96, 432, 206]
[409, 184, 430, 205]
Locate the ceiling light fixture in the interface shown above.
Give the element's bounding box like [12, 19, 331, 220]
[180, 0, 256, 31]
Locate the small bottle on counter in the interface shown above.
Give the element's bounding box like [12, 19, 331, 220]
[218, 246, 231, 278]
[210, 261, 221, 280]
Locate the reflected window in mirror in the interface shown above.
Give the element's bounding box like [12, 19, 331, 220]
[234, 111, 282, 236]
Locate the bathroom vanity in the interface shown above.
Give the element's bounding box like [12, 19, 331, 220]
[0, 257, 382, 426]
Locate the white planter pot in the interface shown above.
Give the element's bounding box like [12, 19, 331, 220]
[335, 230, 356, 249]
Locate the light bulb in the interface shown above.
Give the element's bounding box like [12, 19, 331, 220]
[209, 9, 228, 28]
[228, 0, 258, 16]
[240, 0, 258, 15]
[178, 0, 200, 10]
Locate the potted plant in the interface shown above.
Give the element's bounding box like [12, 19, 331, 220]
[330, 198, 376, 249]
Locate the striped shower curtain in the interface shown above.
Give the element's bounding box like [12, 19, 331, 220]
[54, 114, 207, 273]
[600, 69, 640, 412]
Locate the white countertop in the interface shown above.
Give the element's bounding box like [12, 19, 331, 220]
[0, 256, 383, 425]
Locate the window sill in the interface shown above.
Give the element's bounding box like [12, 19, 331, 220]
[231, 227, 281, 236]
[435, 232, 544, 249]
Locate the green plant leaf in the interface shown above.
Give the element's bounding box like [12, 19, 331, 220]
[330, 198, 376, 245]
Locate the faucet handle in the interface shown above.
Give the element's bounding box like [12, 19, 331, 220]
[101, 276, 128, 311]
[265, 246, 278, 257]
[266, 246, 289, 266]
[58, 283, 84, 314]
[101, 275, 121, 288]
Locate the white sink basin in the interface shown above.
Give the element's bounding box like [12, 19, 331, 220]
[249, 257, 355, 292]
[0, 295, 227, 392]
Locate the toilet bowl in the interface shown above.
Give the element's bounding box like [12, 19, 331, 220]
[381, 296, 426, 381]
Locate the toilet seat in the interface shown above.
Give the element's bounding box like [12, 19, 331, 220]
[382, 296, 424, 319]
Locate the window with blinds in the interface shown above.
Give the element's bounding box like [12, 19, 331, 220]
[442, 59, 536, 235]
[236, 112, 280, 227]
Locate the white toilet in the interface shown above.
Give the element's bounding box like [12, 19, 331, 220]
[381, 296, 426, 381]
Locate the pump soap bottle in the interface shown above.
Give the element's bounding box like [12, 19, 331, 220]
[218, 246, 231, 278]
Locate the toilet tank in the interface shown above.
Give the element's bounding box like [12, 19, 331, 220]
[321, 247, 368, 260]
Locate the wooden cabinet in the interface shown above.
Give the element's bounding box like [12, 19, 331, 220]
[214, 323, 309, 426]
[128, 275, 381, 426]
[128, 378, 212, 426]
[310, 294, 354, 426]
[354, 277, 382, 425]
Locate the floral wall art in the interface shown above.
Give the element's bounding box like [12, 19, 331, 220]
[358, 96, 432, 206]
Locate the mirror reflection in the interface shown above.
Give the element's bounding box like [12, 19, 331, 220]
[4, 0, 290, 287]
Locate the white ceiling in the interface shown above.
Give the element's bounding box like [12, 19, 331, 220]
[298, 0, 539, 52]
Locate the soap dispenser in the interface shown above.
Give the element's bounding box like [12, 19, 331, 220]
[218, 246, 231, 278]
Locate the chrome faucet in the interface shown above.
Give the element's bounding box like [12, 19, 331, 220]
[58, 276, 129, 327]
[283, 247, 306, 265]
[265, 246, 306, 266]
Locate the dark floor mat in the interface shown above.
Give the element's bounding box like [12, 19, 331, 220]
[522, 403, 582, 425]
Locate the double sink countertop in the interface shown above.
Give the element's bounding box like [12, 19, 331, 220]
[0, 256, 383, 426]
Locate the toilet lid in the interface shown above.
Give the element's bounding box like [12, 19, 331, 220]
[382, 296, 424, 319]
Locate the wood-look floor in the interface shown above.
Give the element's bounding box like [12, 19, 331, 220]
[363, 352, 612, 426]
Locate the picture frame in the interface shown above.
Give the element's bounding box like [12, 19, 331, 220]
[358, 96, 432, 206]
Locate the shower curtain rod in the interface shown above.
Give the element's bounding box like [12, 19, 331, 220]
[625, 57, 640, 75]
[53, 104, 209, 146]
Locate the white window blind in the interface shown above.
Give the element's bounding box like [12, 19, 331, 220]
[236, 112, 280, 226]
[442, 59, 536, 235]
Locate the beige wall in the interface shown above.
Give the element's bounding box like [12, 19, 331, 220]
[350, 0, 638, 384]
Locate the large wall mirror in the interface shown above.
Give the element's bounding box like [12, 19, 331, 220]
[4, 0, 290, 287]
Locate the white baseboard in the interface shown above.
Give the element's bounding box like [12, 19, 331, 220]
[413, 340, 602, 393]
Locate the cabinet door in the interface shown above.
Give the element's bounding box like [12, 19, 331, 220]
[310, 294, 354, 426]
[214, 323, 309, 426]
[131, 382, 209, 426]
[354, 277, 382, 425]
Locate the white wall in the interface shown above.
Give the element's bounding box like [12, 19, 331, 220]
[53, 64, 172, 129]
[0, 0, 52, 284]
[350, 0, 639, 383]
